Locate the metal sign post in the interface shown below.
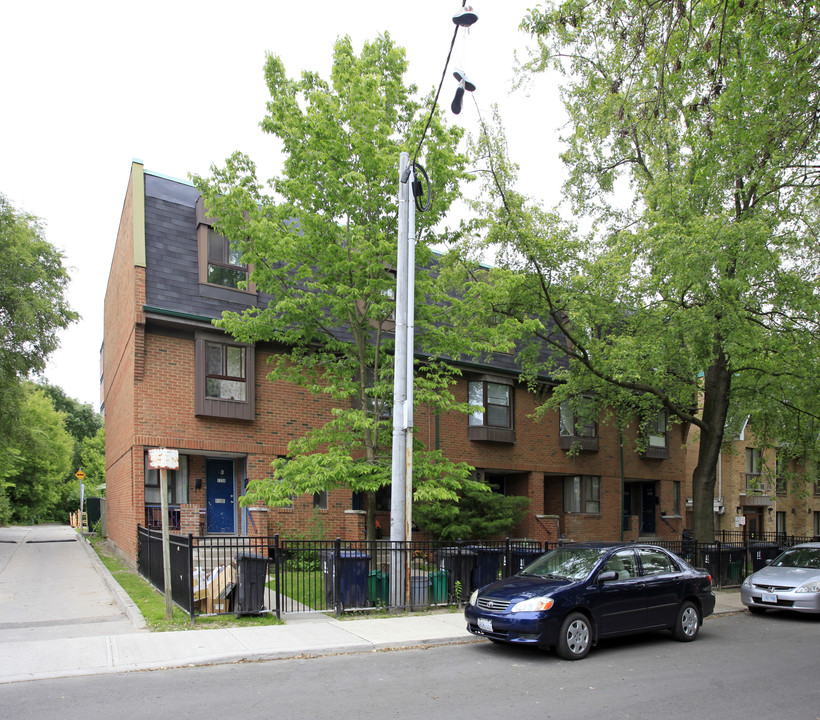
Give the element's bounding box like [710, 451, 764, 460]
[148, 448, 179, 619]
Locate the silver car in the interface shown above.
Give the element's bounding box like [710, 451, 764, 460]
[741, 542, 820, 614]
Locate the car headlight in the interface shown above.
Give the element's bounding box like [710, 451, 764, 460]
[468, 589, 479, 606]
[795, 581, 820, 594]
[742, 577, 751, 588]
[510, 596, 554, 613]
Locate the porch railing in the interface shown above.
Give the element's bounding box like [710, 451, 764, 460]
[144, 505, 181, 531]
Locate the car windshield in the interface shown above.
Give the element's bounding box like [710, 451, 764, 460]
[771, 547, 820, 570]
[521, 546, 609, 581]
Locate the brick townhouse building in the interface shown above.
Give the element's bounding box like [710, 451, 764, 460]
[103, 161, 690, 566]
[684, 421, 820, 539]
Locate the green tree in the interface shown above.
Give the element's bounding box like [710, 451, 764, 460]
[40, 383, 102, 443]
[0, 194, 77, 454]
[4, 385, 74, 523]
[452, 1, 820, 542]
[39, 383, 104, 515]
[194, 34, 488, 539]
[414, 480, 530, 541]
[79, 426, 106, 495]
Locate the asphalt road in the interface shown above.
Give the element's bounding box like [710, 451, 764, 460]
[2, 612, 818, 720]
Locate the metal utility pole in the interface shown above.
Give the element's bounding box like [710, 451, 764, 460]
[390, 152, 415, 608]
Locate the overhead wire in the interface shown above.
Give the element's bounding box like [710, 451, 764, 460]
[405, 1, 471, 213]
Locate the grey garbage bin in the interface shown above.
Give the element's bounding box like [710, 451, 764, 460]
[410, 575, 429, 607]
[234, 552, 269, 615]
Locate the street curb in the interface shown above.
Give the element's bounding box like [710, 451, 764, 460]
[79, 534, 147, 631]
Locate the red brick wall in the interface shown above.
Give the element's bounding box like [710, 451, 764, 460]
[107, 241, 690, 563]
[103, 166, 141, 562]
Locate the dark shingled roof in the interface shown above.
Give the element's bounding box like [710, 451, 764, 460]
[142, 171, 565, 381]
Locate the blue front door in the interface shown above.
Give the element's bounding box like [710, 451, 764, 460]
[206, 459, 235, 533]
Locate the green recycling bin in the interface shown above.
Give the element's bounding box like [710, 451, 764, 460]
[429, 570, 449, 603]
[367, 570, 389, 606]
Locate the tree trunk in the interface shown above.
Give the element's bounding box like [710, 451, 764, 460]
[690, 352, 732, 543]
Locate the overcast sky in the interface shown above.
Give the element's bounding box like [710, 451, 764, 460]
[0, 0, 563, 410]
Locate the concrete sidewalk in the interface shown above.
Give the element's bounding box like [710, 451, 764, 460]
[0, 526, 747, 684]
[0, 593, 747, 684]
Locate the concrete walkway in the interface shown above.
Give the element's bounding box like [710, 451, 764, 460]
[0, 525, 747, 684]
[0, 525, 144, 643]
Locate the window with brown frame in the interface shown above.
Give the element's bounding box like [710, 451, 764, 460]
[206, 229, 248, 289]
[195, 196, 255, 294]
[559, 398, 599, 451]
[468, 377, 515, 443]
[194, 333, 255, 420]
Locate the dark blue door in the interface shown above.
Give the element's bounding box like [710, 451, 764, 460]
[641, 484, 656, 534]
[206, 459, 235, 533]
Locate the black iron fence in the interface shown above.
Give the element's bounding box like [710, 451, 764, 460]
[135, 527, 819, 621]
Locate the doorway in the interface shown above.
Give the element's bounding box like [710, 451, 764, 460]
[206, 459, 235, 534]
[744, 508, 763, 539]
[623, 481, 658, 536]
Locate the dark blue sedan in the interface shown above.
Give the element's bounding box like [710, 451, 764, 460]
[465, 542, 715, 660]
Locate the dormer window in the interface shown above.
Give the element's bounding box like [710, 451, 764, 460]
[207, 230, 248, 289]
[196, 195, 255, 295]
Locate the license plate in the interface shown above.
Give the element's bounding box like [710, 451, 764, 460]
[477, 617, 493, 633]
[762, 593, 777, 604]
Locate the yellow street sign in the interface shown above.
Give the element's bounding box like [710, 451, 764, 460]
[75, 470, 86, 480]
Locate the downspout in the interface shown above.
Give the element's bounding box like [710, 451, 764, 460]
[620, 427, 625, 541]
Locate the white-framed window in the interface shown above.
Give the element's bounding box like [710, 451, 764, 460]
[144, 454, 189, 505]
[563, 475, 601, 514]
[313, 490, 328, 510]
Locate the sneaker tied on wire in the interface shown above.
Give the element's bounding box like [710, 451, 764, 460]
[453, 5, 478, 27]
[451, 69, 476, 115]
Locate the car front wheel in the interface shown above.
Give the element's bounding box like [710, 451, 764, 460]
[556, 612, 592, 660]
[671, 601, 700, 641]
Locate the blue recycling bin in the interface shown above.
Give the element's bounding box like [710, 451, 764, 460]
[321, 550, 371, 610]
[510, 545, 544, 574]
[467, 545, 504, 589]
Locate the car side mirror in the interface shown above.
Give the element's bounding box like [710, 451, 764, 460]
[598, 570, 619, 583]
